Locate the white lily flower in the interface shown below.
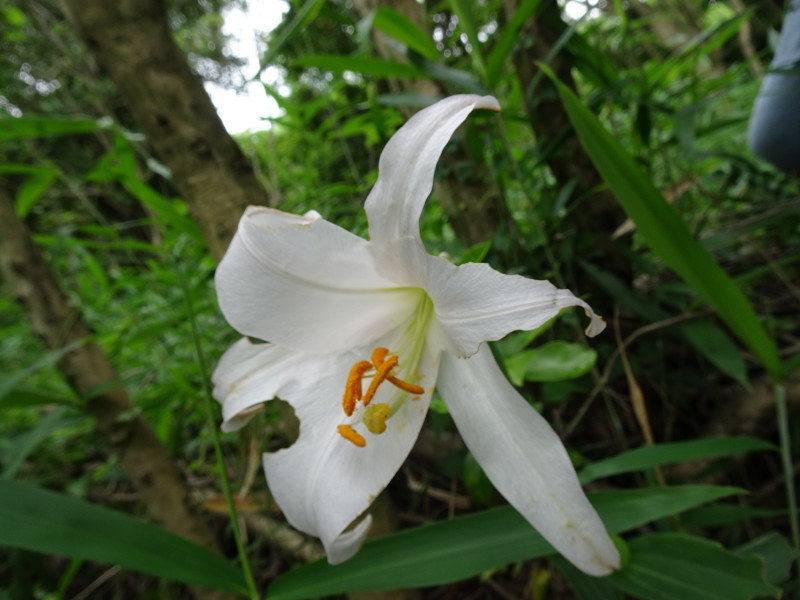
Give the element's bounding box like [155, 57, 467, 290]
[212, 95, 620, 576]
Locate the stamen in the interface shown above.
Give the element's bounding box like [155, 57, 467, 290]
[363, 403, 391, 434]
[371, 347, 389, 367]
[337, 424, 366, 447]
[342, 360, 373, 416]
[386, 375, 425, 395]
[362, 355, 399, 406]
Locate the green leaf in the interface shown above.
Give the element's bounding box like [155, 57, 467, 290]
[14, 169, 59, 216]
[679, 319, 748, 385]
[737, 532, 797, 585]
[552, 554, 616, 600]
[486, 0, 542, 89]
[0, 383, 75, 410]
[449, 0, 487, 77]
[296, 54, 423, 79]
[409, 54, 488, 94]
[2, 409, 86, 479]
[0, 116, 107, 141]
[579, 436, 775, 484]
[682, 504, 785, 527]
[608, 533, 780, 600]
[545, 68, 782, 380]
[259, 0, 325, 72]
[0, 480, 247, 593]
[457, 240, 492, 265]
[372, 7, 438, 61]
[267, 485, 741, 599]
[505, 341, 597, 386]
[0, 341, 84, 407]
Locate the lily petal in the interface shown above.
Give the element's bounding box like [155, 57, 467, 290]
[263, 339, 441, 563]
[365, 95, 500, 251]
[437, 345, 620, 576]
[424, 257, 605, 358]
[216, 206, 420, 354]
[212, 337, 322, 432]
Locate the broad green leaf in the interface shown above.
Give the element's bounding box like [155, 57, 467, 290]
[0, 480, 247, 593]
[267, 485, 741, 599]
[505, 341, 596, 386]
[552, 555, 616, 600]
[486, 0, 542, 89]
[679, 319, 748, 385]
[296, 55, 423, 79]
[547, 69, 782, 380]
[737, 532, 797, 585]
[0, 116, 107, 141]
[608, 533, 780, 600]
[372, 7, 438, 61]
[579, 436, 775, 484]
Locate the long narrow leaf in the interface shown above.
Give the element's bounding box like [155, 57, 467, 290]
[268, 485, 741, 599]
[0, 480, 247, 593]
[545, 68, 782, 380]
[579, 436, 776, 484]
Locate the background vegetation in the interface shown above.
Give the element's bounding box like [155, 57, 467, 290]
[1, 0, 798, 598]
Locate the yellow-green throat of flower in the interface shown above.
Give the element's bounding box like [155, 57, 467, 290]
[337, 293, 434, 447]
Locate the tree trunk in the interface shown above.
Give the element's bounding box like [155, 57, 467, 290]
[60, 0, 271, 261]
[0, 192, 235, 600]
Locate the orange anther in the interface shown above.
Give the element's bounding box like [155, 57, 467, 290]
[411, 396, 420, 402]
[337, 424, 366, 447]
[371, 347, 389, 367]
[362, 355, 399, 407]
[342, 360, 373, 416]
[386, 375, 425, 395]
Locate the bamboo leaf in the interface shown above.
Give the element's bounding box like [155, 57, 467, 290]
[579, 437, 775, 484]
[608, 533, 780, 599]
[0, 480, 247, 593]
[545, 68, 782, 380]
[267, 485, 742, 599]
[372, 7, 438, 61]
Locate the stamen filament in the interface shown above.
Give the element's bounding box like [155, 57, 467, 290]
[337, 424, 366, 447]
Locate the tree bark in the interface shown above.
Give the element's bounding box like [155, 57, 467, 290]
[60, 0, 270, 261]
[0, 192, 234, 600]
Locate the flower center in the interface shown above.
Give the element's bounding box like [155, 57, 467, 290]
[335, 292, 434, 448]
[337, 347, 425, 447]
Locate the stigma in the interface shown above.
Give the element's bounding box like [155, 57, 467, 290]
[337, 347, 425, 447]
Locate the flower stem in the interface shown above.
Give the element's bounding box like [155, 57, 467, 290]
[181, 276, 260, 600]
[775, 383, 800, 595]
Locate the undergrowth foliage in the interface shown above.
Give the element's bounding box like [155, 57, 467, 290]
[0, 0, 798, 598]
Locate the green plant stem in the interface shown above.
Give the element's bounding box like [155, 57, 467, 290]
[776, 383, 800, 596]
[182, 277, 260, 600]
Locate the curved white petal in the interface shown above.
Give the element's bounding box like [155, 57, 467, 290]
[212, 338, 324, 433]
[437, 346, 620, 576]
[365, 95, 500, 250]
[216, 206, 420, 354]
[263, 338, 441, 563]
[424, 257, 605, 357]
